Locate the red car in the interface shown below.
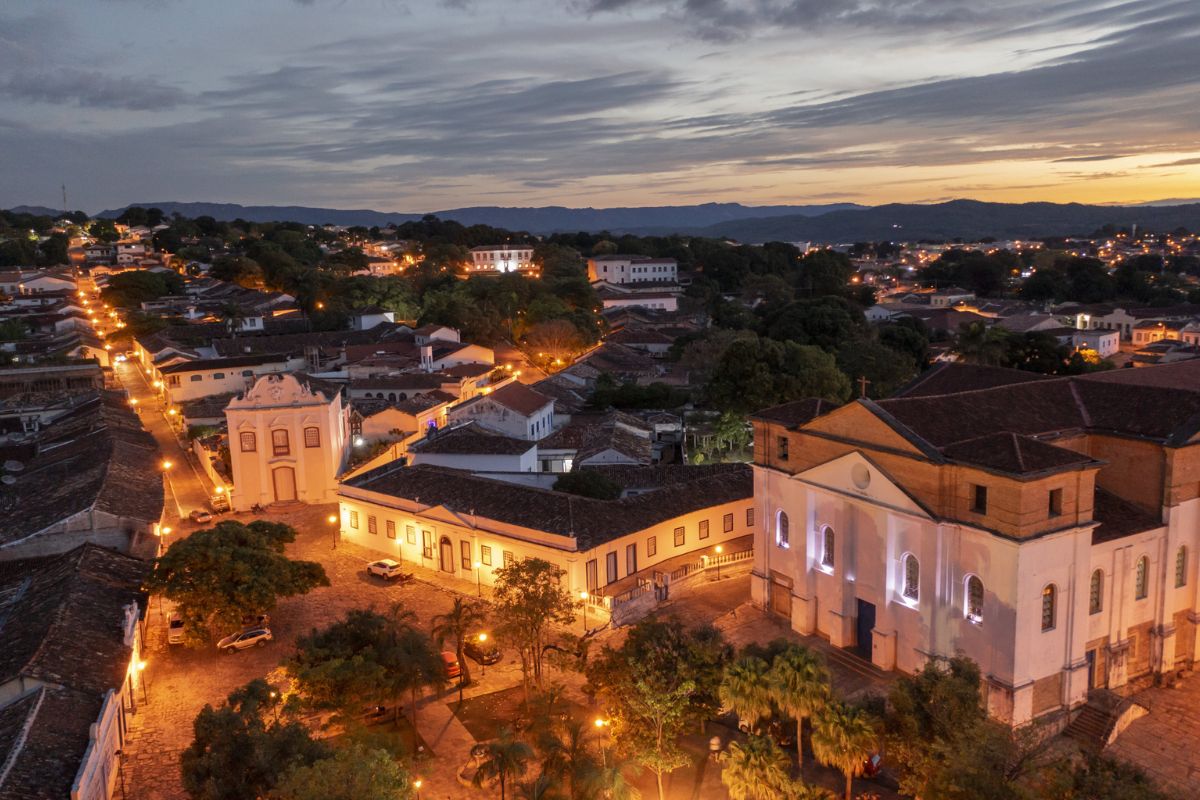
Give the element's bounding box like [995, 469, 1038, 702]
[441, 651, 462, 681]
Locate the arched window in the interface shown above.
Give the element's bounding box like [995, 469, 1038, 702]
[964, 574, 983, 623]
[775, 511, 789, 549]
[1089, 569, 1103, 615]
[1176, 546, 1188, 588]
[1135, 556, 1149, 600]
[1041, 584, 1056, 631]
[902, 553, 919, 602]
[821, 526, 835, 569]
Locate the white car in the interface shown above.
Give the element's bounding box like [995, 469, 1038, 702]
[217, 627, 273, 654]
[189, 509, 214, 524]
[366, 559, 409, 581]
[167, 612, 185, 645]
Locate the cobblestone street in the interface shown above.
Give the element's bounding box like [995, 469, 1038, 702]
[1108, 673, 1200, 799]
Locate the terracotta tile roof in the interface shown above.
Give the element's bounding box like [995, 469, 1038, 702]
[941, 432, 1097, 476]
[892, 363, 1053, 398]
[480, 382, 553, 416]
[750, 398, 839, 427]
[351, 374, 450, 391]
[344, 463, 751, 550]
[409, 422, 535, 456]
[1092, 488, 1164, 543]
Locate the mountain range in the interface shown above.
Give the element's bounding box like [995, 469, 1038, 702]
[8, 199, 1200, 242]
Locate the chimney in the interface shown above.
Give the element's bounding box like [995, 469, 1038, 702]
[420, 344, 432, 372]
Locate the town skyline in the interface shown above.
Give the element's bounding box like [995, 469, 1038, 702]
[3, 0, 1199, 211]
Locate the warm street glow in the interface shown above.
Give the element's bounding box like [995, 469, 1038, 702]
[136, 660, 147, 671]
[162, 460, 173, 470]
[478, 633, 487, 642]
[327, 515, 338, 524]
[579, 591, 588, 600]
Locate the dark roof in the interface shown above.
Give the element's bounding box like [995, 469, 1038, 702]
[211, 326, 403, 358]
[607, 327, 675, 346]
[893, 364, 1053, 398]
[469, 382, 553, 416]
[440, 362, 494, 379]
[409, 422, 535, 456]
[1092, 488, 1164, 543]
[941, 432, 1097, 476]
[750, 398, 839, 427]
[344, 463, 751, 550]
[159, 353, 285, 374]
[0, 393, 163, 546]
[351, 374, 448, 391]
[0, 545, 148, 799]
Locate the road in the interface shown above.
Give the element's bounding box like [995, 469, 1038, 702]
[114, 360, 215, 521]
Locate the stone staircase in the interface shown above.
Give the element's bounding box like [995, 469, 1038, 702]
[1064, 703, 1118, 750]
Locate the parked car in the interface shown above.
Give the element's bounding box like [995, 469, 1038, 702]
[217, 628, 272, 653]
[463, 634, 501, 666]
[167, 612, 185, 645]
[189, 509, 213, 524]
[441, 651, 463, 681]
[366, 559, 411, 581]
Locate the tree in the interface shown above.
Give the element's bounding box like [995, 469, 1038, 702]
[272, 745, 415, 800]
[719, 735, 794, 800]
[473, 727, 534, 800]
[210, 255, 264, 288]
[705, 336, 850, 414]
[101, 269, 185, 307]
[493, 558, 579, 698]
[835, 339, 917, 399]
[588, 620, 730, 800]
[1046, 753, 1167, 800]
[720, 656, 773, 731]
[553, 470, 622, 500]
[431, 597, 487, 697]
[533, 716, 596, 800]
[768, 645, 831, 770]
[524, 319, 584, 364]
[793, 250, 855, 298]
[146, 521, 328, 644]
[762, 297, 867, 352]
[182, 679, 329, 800]
[515, 775, 565, 800]
[953, 321, 1009, 366]
[810, 702, 877, 800]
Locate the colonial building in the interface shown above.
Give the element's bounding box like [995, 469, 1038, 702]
[225, 374, 350, 509]
[750, 362, 1200, 726]
[468, 245, 537, 275]
[337, 463, 753, 599]
[446, 381, 554, 440]
[587, 255, 677, 285]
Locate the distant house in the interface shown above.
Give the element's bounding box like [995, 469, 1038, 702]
[225, 373, 351, 510]
[159, 354, 302, 404]
[587, 255, 678, 285]
[468, 245, 537, 275]
[408, 421, 538, 472]
[447, 381, 555, 440]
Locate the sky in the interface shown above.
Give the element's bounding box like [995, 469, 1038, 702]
[2, 0, 1199, 213]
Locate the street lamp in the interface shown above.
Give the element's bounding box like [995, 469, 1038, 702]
[162, 460, 172, 471]
[473, 561, 483, 597]
[594, 717, 610, 767]
[715, 545, 724, 580]
[478, 632, 489, 677]
[327, 514, 339, 549]
[413, 778, 422, 800]
[579, 591, 589, 634]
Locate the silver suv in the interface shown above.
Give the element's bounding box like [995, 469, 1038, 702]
[217, 627, 273, 654]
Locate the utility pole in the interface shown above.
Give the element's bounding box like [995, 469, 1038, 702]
[61, 184, 67, 212]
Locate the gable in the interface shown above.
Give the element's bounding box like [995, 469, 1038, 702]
[802, 402, 930, 457]
[792, 450, 933, 519]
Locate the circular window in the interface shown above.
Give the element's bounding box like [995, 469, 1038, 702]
[851, 464, 871, 490]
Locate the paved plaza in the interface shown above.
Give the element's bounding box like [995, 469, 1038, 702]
[1108, 674, 1200, 799]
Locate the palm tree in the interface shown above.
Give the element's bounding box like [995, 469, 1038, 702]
[536, 717, 595, 800]
[769, 645, 831, 770]
[516, 775, 565, 800]
[720, 656, 773, 732]
[719, 734, 792, 800]
[810, 703, 877, 800]
[431, 597, 487, 698]
[953, 321, 1009, 366]
[473, 727, 534, 800]
[582, 764, 642, 800]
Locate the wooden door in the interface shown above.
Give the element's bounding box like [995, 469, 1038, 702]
[272, 466, 296, 502]
[439, 536, 454, 573]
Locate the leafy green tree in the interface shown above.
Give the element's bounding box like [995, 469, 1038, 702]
[553, 470, 623, 500]
[271, 745, 415, 800]
[835, 339, 917, 399]
[1045, 753, 1166, 800]
[431, 597, 487, 695]
[878, 319, 930, 369]
[0, 238, 37, 267]
[720, 656, 773, 731]
[37, 232, 69, 265]
[147, 520, 329, 644]
[473, 727, 534, 800]
[493, 558, 579, 696]
[793, 250, 855, 298]
[768, 645, 831, 770]
[953, 321, 1010, 366]
[533, 716, 596, 800]
[705, 336, 850, 414]
[0, 318, 29, 341]
[762, 297, 867, 352]
[719, 734, 794, 800]
[811, 702, 877, 800]
[101, 269, 185, 307]
[182, 679, 329, 800]
[210, 255, 264, 288]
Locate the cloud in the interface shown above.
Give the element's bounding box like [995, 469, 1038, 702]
[0, 68, 188, 110]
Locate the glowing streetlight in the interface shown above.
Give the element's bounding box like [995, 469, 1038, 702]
[161, 460, 173, 471]
[715, 545, 724, 580]
[580, 590, 589, 634]
[136, 659, 149, 703]
[328, 514, 339, 549]
[413, 778, 422, 800]
[473, 560, 483, 597]
[594, 717, 611, 766]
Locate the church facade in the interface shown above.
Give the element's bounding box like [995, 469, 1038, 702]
[750, 364, 1200, 726]
[225, 374, 350, 510]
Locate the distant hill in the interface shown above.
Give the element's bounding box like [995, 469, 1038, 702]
[7, 205, 65, 217]
[697, 200, 1200, 243]
[92, 201, 861, 234]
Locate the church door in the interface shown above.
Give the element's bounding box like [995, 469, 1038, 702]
[439, 536, 454, 573]
[272, 467, 297, 503]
